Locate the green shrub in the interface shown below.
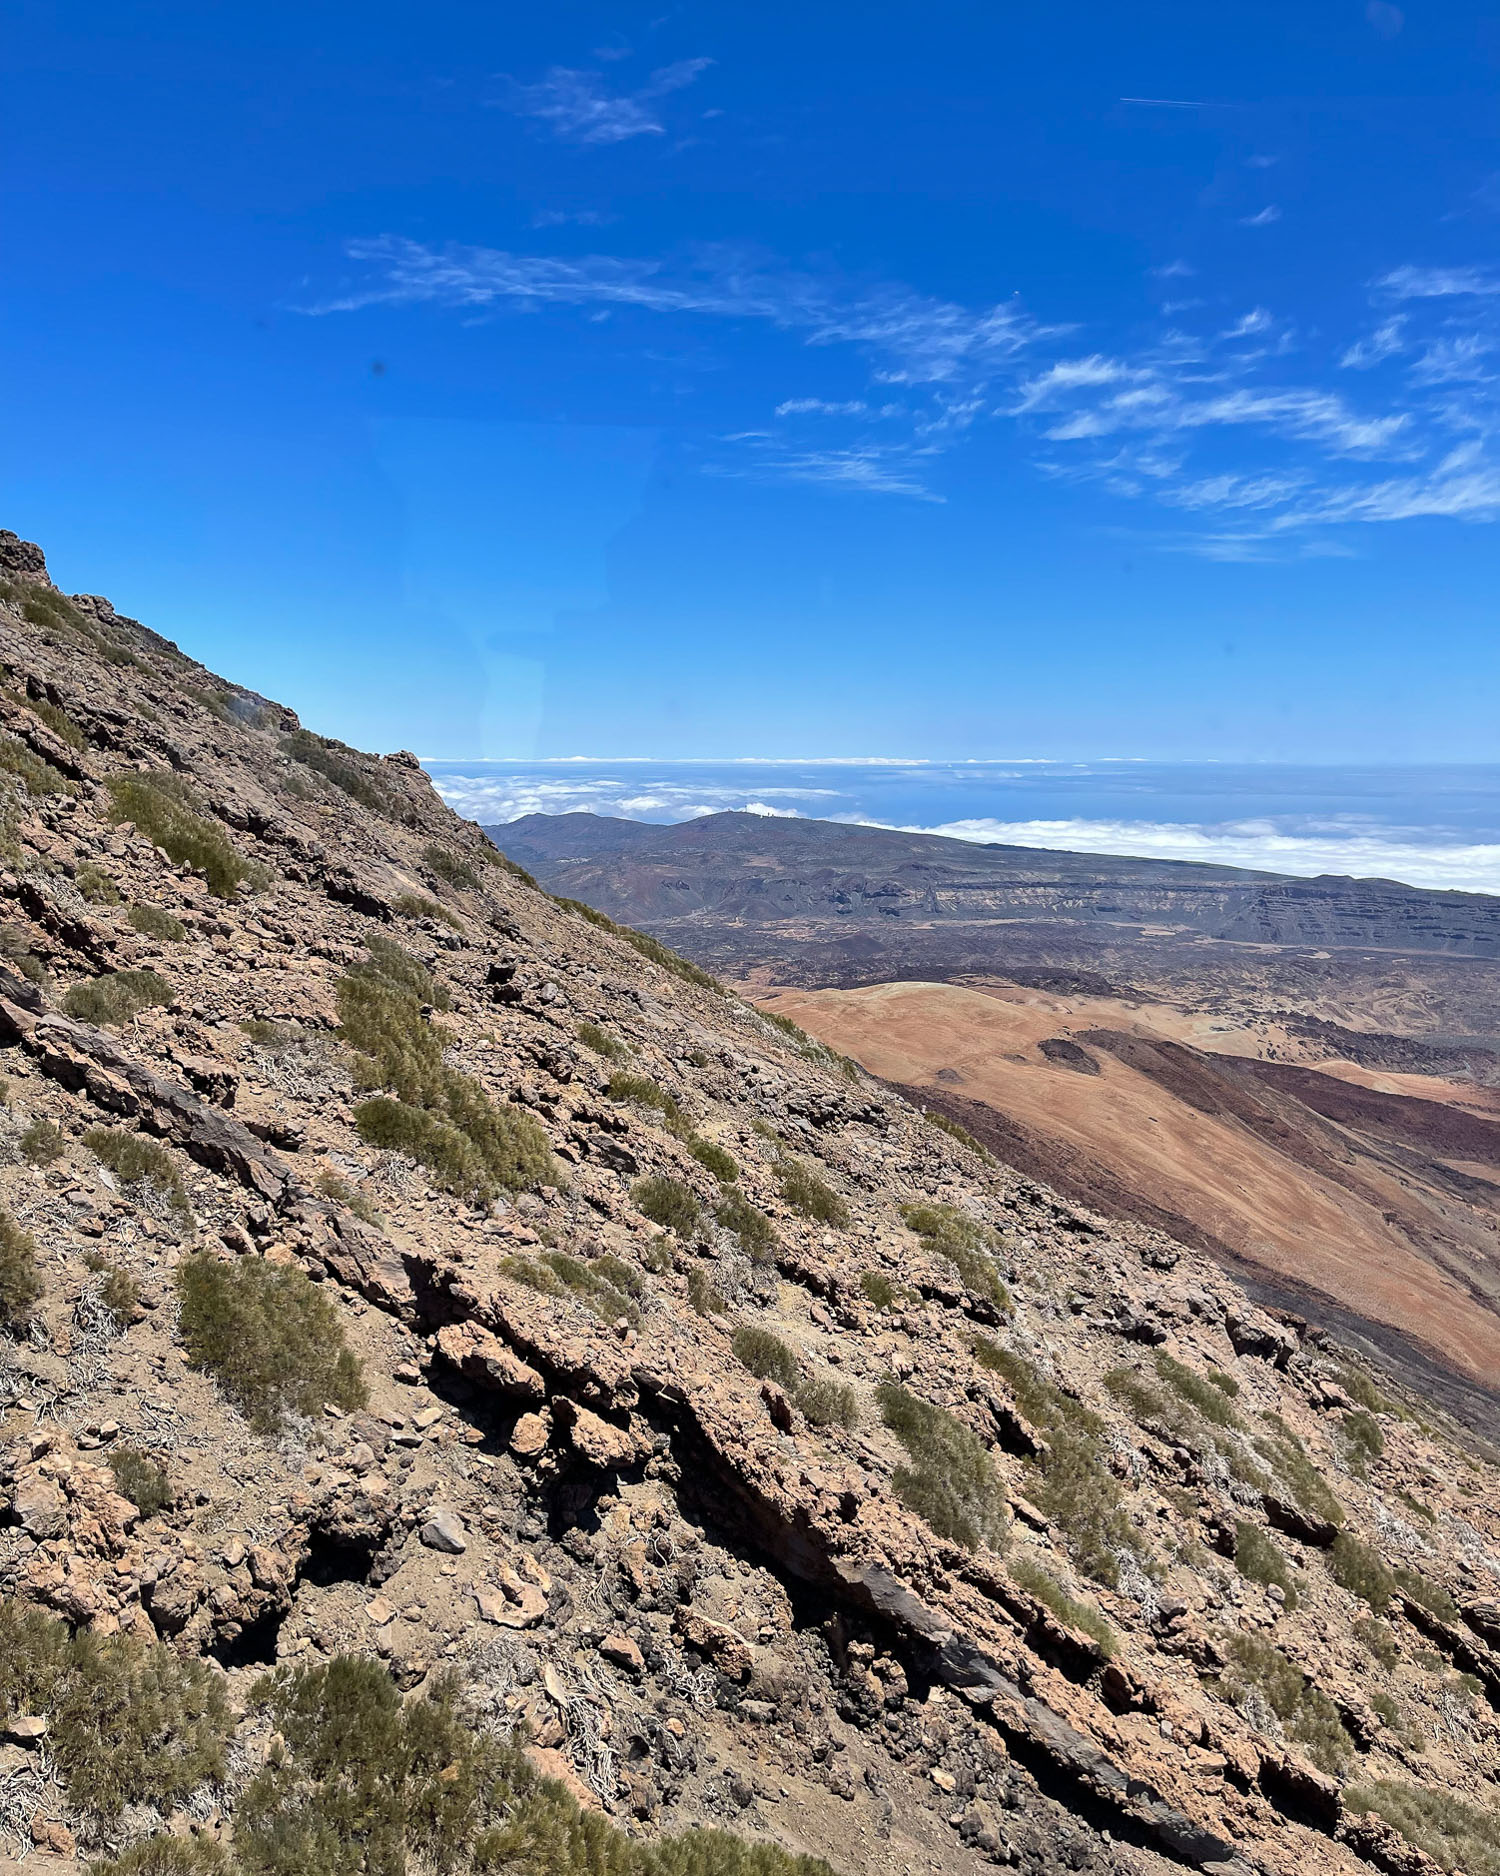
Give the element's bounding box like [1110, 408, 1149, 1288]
[1354, 1617, 1400, 1670]
[1154, 1351, 1237, 1427]
[795, 1371, 859, 1430]
[1344, 1408, 1385, 1476]
[1217, 1632, 1352, 1773]
[240, 1017, 305, 1048]
[394, 892, 463, 929]
[715, 1189, 777, 1262]
[0, 732, 66, 795]
[502, 1252, 640, 1326]
[1328, 1531, 1396, 1612]
[778, 1157, 849, 1227]
[175, 1252, 367, 1433]
[340, 939, 555, 1202]
[9, 691, 85, 749]
[1344, 1782, 1500, 1876]
[760, 1008, 858, 1079]
[1254, 1414, 1345, 1527]
[0, 1209, 42, 1330]
[316, 1168, 382, 1227]
[1396, 1488, 1436, 1524]
[108, 1447, 171, 1519]
[423, 842, 480, 890]
[901, 1202, 1011, 1313]
[280, 729, 401, 818]
[83, 1127, 190, 1217]
[128, 902, 187, 941]
[0, 1598, 231, 1819]
[877, 1380, 1008, 1553]
[19, 1116, 65, 1164]
[1393, 1564, 1459, 1623]
[105, 772, 253, 898]
[1, 577, 135, 663]
[608, 1070, 685, 1131]
[921, 1107, 994, 1160]
[234, 1652, 833, 1876]
[88, 1840, 231, 1875]
[85, 1252, 141, 1325]
[1010, 1557, 1116, 1655]
[576, 1020, 628, 1061]
[490, 848, 539, 887]
[75, 863, 122, 904]
[64, 967, 173, 1025]
[733, 1324, 800, 1392]
[0, 927, 48, 983]
[687, 1266, 725, 1315]
[239, 1658, 494, 1876]
[982, 1341, 1135, 1585]
[1340, 1364, 1397, 1416]
[860, 1269, 900, 1311]
[688, 1135, 738, 1182]
[632, 1175, 700, 1236]
[1234, 1520, 1298, 1609]
[554, 897, 723, 993]
[1207, 1367, 1240, 1397]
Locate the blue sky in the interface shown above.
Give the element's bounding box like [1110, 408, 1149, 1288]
[7, 1, 1500, 762]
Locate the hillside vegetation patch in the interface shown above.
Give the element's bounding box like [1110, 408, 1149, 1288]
[877, 1380, 1008, 1553]
[175, 1252, 367, 1433]
[105, 771, 255, 899]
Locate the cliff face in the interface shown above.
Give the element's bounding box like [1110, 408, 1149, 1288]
[2, 533, 1500, 1876]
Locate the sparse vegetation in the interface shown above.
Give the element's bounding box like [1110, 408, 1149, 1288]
[316, 1167, 382, 1226]
[921, 1107, 994, 1161]
[1393, 1563, 1460, 1623]
[1233, 1520, 1299, 1609]
[6, 688, 85, 749]
[175, 1251, 367, 1433]
[687, 1266, 725, 1315]
[0, 1597, 232, 1819]
[394, 892, 463, 930]
[88, 1841, 230, 1875]
[423, 842, 480, 890]
[1215, 1631, 1353, 1773]
[901, 1202, 1011, 1314]
[229, 1652, 835, 1876]
[240, 1017, 305, 1048]
[128, 902, 188, 941]
[984, 1341, 1136, 1585]
[502, 1250, 641, 1326]
[1254, 1413, 1345, 1527]
[75, 862, 122, 903]
[0, 576, 136, 664]
[555, 896, 724, 993]
[63, 967, 173, 1025]
[20, 1115, 65, 1164]
[1154, 1351, 1237, 1427]
[1344, 1408, 1386, 1476]
[281, 728, 403, 819]
[608, 1070, 685, 1131]
[796, 1370, 859, 1430]
[84, 1250, 142, 1325]
[716, 1188, 777, 1261]
[84, 1126, 190, 1217]
[340, 937, 556, 1202]
[0, 1208, 42, 1331]
[877, 1379, 1008, 1553]
[733, 1324, 800, 1393]
[1340, 1364, 1398, 1416]
[1329, 1532, 1397, 1612]
[1355, 1617, 1401, 1671]
[0, 731, 67, 795]
[632, 1174, 700, 1236]
[576, 1020, 629, 1061]
[778, 1156, 849, 1227]
[688, 1134, 738, 1181]
[860, 1269, 901, 1311]
[0, 926, 48, 983]
[1010, 1557, 1117, 1655]
[105, 771, 254, 898]
[108, 1446, 172, 1519]
[1345, 1782, 1500, 1875]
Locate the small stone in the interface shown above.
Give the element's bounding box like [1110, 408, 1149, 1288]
[931, 1769, 956, 1793]
[420, 1508, 467, 1554]
[394, 1363, 422, 1385]
[5, 1715, 48, 1745]
[414, 1406, 443, 1431]
[599, 1633, 645, 1675]
[510, 1413, 550, 1462]
[366, 1596, 397, 1627]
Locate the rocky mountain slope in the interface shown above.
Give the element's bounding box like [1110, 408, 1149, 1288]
[2, 532, 1500, 1876]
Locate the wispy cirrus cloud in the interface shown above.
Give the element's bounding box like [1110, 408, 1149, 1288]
[494, 58, 712, 146]
[307, 229, 1500, 545]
